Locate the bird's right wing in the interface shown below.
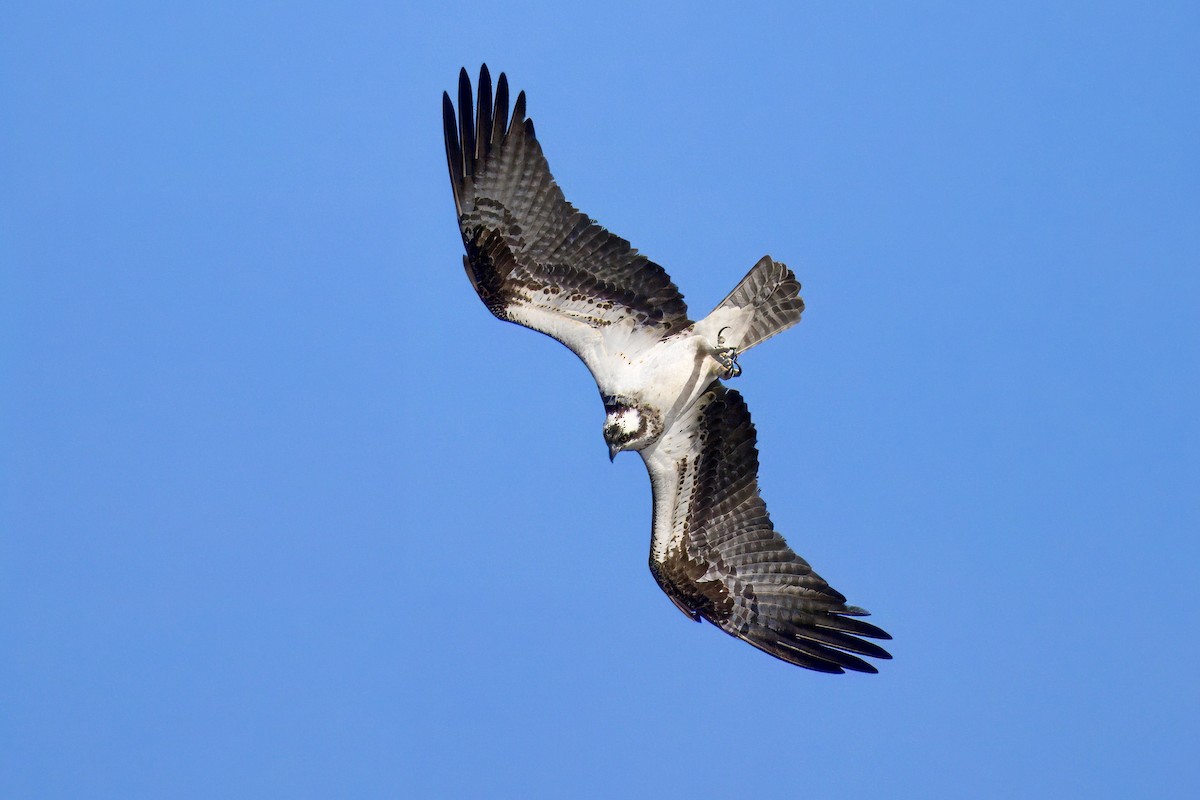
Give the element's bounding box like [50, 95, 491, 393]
[640, 384, 892, 673]
[443, 66, 692, 368]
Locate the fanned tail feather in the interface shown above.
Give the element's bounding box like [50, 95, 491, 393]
[703, 255, 805, 352]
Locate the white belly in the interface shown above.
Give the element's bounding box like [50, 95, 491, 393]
[589, 328, 721, 435]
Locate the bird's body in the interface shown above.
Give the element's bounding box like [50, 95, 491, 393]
[443, 66, 891, 673]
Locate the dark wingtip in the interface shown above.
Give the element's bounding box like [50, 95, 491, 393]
[850, 638, 893, 660]
[457, 67, 475, 180]
[493, 72, 510, 141]
[512, 89, 527, 126]
[441, 92, 457, 150]
[475, 65, 493, 162]
[442, 91, 464, 216]
[821, 610, 892, 642]
[441, 90, 455, 137]
[825, 648, 879, 674]
[847, 615, 892, 641]
[444, 65, 520, 218]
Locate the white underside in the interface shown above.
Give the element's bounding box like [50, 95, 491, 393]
[509, 298, 759, 565]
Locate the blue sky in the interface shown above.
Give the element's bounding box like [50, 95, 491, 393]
[3, 2, 1197, 797]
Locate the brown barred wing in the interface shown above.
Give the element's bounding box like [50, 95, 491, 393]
[642, 385, 892, 674]
[443, 66, 692, 361]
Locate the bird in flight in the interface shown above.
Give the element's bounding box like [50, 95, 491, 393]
[443, 66, 891, 673]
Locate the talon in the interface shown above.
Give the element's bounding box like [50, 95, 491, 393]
[715, 346, 742, 380]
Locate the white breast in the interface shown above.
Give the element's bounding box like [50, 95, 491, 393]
[587, 326, 722, 436]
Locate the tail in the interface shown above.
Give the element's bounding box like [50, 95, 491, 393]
[698, 256, 805, 353]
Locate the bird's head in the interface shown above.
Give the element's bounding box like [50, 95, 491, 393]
[601, 396, 661, 461]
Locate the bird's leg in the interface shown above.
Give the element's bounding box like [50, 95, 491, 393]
[714, 327, 743, 380]
[715, 348, 742, 379]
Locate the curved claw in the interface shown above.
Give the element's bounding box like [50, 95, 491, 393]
[715, 347, 742, 380]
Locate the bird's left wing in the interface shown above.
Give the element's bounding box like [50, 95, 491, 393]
[443, 66, 691, 368]
[641, 384, 892, 673]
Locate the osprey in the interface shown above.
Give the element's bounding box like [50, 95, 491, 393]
[443, 66, 891, 673]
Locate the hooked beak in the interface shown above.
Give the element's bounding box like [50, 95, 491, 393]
[608, 442, 620, 462]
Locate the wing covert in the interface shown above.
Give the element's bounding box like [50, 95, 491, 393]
[443, 66, 692, 362]
[641, 384, 892, 674]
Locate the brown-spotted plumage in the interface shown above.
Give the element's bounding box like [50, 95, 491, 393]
[444, 65, 890, 673]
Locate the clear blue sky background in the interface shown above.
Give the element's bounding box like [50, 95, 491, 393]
[4, 2, 1197, 797]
